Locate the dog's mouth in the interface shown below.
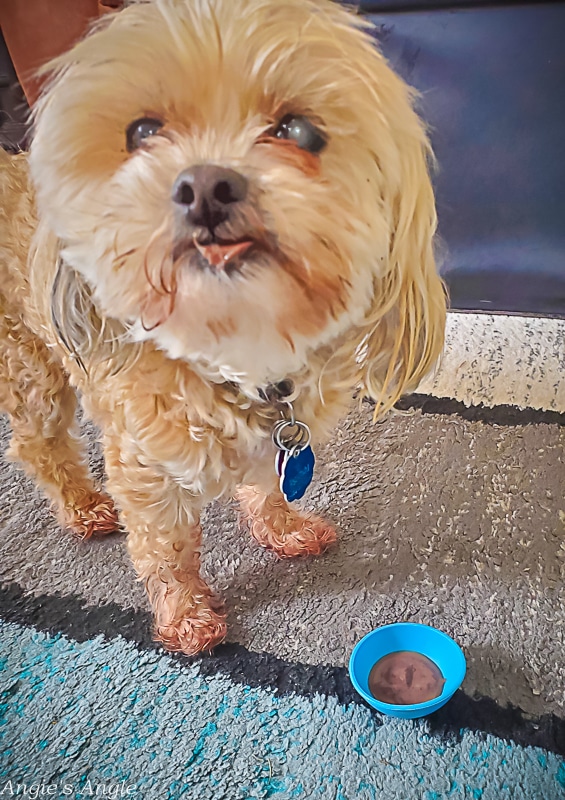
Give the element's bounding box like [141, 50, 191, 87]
[171, 232, 257, 274]
[192, 235, 254, 269]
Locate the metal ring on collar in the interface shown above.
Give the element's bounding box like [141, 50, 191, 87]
[272, 419, 311, 452]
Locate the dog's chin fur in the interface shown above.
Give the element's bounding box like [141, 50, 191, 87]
[0, 0, 446, 655]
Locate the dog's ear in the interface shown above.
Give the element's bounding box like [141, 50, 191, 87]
[41, 238, 140, 378]
[355, 130, 447, 418]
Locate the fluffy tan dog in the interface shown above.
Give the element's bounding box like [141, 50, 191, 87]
[0, 0, 446, 655]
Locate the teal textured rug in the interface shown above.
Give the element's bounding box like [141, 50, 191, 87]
[1, 619, 564, 800]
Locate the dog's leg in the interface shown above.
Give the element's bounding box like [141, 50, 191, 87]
[237, 486, 337, 558]
[103, 436, 226, 655]
[0, 314, 117, 539]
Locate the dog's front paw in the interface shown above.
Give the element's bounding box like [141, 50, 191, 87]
[155, 610, 227, 656]
[149, 576, 227, 656]
[257, 510, 337, 559]
[61, 491, 120, 540]
[239, 487, 337, 559]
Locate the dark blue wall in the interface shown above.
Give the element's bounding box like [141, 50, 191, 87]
[367, 4, 565, 316]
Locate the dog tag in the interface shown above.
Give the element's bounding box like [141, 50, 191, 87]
[279, 445, 315, 502]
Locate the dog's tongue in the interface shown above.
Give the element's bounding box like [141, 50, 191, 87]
[193, 238, 252, 268]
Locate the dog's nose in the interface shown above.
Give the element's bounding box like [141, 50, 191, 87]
[171, 165, 248, 230]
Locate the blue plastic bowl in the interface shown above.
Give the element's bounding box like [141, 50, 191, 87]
[349, 623, 466, 719]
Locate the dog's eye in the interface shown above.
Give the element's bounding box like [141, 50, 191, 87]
[126, 117, 164, 152]
[273, 114, 327, 154]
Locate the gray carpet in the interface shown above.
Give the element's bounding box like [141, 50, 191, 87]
[1, 399, 564, 718]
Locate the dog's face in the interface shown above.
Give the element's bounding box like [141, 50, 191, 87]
[30, 0, 445, 398]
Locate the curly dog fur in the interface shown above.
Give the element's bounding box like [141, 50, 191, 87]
[0, 0, 446, 655]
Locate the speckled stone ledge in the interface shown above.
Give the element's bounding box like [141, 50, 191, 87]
[419, 313, 565, 413]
